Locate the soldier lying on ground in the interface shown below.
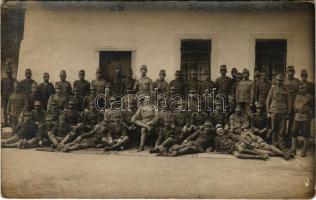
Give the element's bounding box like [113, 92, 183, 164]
[2, 112, 37, 148]
[214, 124, 291, 160]
[167, 121, 215, 157]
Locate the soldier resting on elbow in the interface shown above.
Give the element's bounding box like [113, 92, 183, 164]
[2, 112, 37, 148]
[168, 121, 215, 157]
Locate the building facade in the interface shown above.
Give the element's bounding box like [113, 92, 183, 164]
[15, 1, 314, 84]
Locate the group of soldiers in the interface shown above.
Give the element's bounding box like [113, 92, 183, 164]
[1, 64, 314, 159]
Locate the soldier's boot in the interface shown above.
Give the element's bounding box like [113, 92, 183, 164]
[290, 137, 297, 156]
[47, 132, 59, 147]
[138, 129, 147, 152]
[301, 138, 308, 157]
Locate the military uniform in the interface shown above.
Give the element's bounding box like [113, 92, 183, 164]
[7, 90, 28, 129]
[215, 65, 231, 97]
[38, 82, 55, 109]
[251, 112, 269, 136]
[56, 80, 72, 97]
[169, 71, 185, 95]
[27, 91, 43, 111]
[31, 109, 47, 125]
[47, 93, 68, 112]
[134, 76, 153, 95]
[69, 92, 84, 112]
[111, 75, 123, 95]
[91, 79, 106, 95]
[1, 68, 16, 126]
[73, 79, 90, 97]
[266, 74, 291, 150]
[122, 71, 136, 94]
[255, 80, 272, 107]
[13, 116, 38, 140]
[229, 112, 249, 134]
[153, 79, 168, 95]
[200, 79, 215, 95]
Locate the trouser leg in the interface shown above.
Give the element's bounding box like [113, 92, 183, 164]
[270, 114, 279, 147]
[2, 134, 19, 145]
[47, 131, 59, 146]
[278, 115, 287, 151]
[139, 128, 147, 148]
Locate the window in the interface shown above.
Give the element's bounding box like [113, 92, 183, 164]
[99, 51, 132, 82]
[255, 39, 287, 80]
[181, 40, 212, 80]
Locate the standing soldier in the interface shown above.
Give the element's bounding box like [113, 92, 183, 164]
[111, 68, 123, 95]
[283, 66, 301, 137]
[290, 84, 314, 157]
[153, 69, 169, 95]
[7, 82, 28, 130]
[73, 70, 90, 98]
[1, 66, 16, 126]
[186, 70, 201, 95]
[253, 71, 261, 85]
[169, 70, 185, 96]
[229, 67, 239, 96]
[20, 68, 37, 95]
[38, 73, 55, 110]
[133, 65, 153, 96]
[215, 65, 232, 97]
[70, 86, 84, 112]
[266, 74, 291, 151]
[122, 69, 136, 95]
[83, 85, 97, 110]
[235, 68, 255, 117]
[255, 72, 272, 112]
[56, 70, 72, 97]
[47, 83, 68, 112]
[200, 71, 215, 95]
[91, 68, 107, 95]
[300, 69, 315, 96]
[27, 83, 43, 111]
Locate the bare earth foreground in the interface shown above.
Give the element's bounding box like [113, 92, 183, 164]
[1, 148, 315, 198]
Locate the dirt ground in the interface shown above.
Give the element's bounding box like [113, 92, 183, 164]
[1, 148, 315, 198]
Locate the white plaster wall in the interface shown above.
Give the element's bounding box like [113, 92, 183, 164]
[18, 7, 314, 84]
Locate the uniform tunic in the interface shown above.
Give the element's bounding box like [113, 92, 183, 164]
[215, 76, 231, 97]
[266, 85, 291, 114]
[73, 79, 90, 97]
[91, 79, 106, 95]
[1, 77, 16, 106]
[56, 80, 72, 97]
[134, 76, 153, 95]
[38, 82, 55, 108]
[153, 79, 169, 95]
[122, 77, 136, 94]
[235, 80, 255, 104]
[20, 79, 37, 94]
[169, 79, 185, 95]
[255, 80, 272, 105]
[47, 94, 68, 112]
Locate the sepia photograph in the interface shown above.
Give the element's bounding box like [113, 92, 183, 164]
[1, 0, 315, 198]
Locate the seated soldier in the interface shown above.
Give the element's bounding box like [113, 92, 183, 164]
[47, 100, 62, 121]
[131, 95, 159, 151]
[47, 114, 74, 150]
[215, 124, 290, 160]
[122, 92, 138, 146]
[251, 102, 270, 140]
[2, 112, 38, 148]
[103, 114, 129, 151]
[168, 121, 215, 157]
[181, 112, 199, 139]
[210, 99, 228, 127]
[31, 100, 47, 127]
[61, 120, 108, 152]
[19, 115, 55, 149]
[229, 105, 249, 134]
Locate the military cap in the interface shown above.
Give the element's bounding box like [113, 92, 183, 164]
[25, 68, 32, 73]
[301, 69, 308, 75]
[79, 70, 85, 74]
[43, 72, 49, 76]
[242, 68, 249, 74]
[191, 112, 199, 118]
[159, 70, 166, 75]
[175, 70, 181, 75]
[231, 68, 238, 73]
[60, 70, 66, 75]
[254, 71, 261, 77]
[276, 74, 285, 81]
[34, 101, 41, 106]
[215, 124, 222, 129]
[51, 100, 58, 105]
[220, 65, 227, 69]
[55, 83, 62, 89]
[169, 86, 176, 90]
[287, 65, 295, 72]
[96, 68, 102, 73]
[90, 84, 97, 90]
[140, 65, 147, 70]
